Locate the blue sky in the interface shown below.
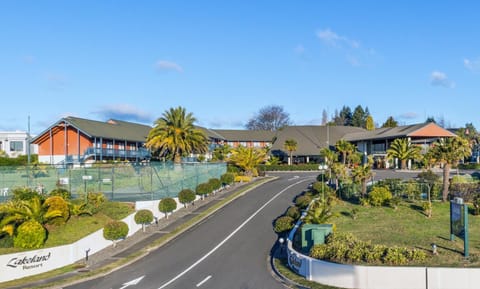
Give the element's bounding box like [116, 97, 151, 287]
[1, 1, 479, 134]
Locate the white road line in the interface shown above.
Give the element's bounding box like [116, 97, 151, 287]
[157, 178, 312, 289]
[196, 275, 212, 287]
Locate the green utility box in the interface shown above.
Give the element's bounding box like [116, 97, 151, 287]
[301, 224, 333, 254]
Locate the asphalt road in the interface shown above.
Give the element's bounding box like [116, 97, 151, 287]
[64, 172, 318, 289]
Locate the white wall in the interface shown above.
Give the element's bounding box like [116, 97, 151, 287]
[286, 223, 480, 289]
[0, 197, 189, 283]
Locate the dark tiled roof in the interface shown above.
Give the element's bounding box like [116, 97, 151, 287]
[271, 125, 366, 156]
[343, 123, 455, 141]
[211, 129, 277, 142]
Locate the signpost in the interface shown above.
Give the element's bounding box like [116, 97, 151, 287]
[450, 197, 469, 257]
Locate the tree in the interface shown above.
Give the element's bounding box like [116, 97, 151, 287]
[429, 137, 471, 201]
[319, 147, 338, 167]
[211, 144, 231, 161]
[303, 199, 337, 225]
[335, 139, 355, 165]
[352, 164, 374, 197]
[365, 115, 375, 131]
[351, 105, 367, 128]
[103, 221, 129, 247]
[146, 106, 208, 163]
[417, 170, 440, 218]
[228, 146, 267, 176]
[284, 139, 298, 165]
[178, 189, 196, 208]
[134, 209, 154, 232]
[381, 116, 398, 128]
[245, 105, 292, 131]
[386, 138, 421, 170]
[334, 106, 352, 126]
[321, 109, 328, 125]
[158, 198, 177, 218]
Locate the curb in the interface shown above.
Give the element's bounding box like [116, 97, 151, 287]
[269, 244, 309, 289]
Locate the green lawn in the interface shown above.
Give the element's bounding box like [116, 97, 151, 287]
[333, 200, 480, 267]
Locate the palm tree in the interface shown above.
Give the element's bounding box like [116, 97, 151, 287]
[335, 139, 354, 165]
[319, 147, 338, 167]
[284, 139, 297, 165]
[228, 146, 267, 176]
[303, 199, 337, 225]
[146, 106, 208, 163]
[429, 137, 471, 201]
[351, 164, 374, 198]
[386, 138, 421, 169]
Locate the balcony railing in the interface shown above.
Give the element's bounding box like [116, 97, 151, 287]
[84, 147, 151, 160]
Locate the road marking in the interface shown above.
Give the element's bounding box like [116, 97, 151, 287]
[196, 275, 212, 287]
[119, 275, 145, 289]
[287, 176, 299, 181]
[157, 178, 312, 289]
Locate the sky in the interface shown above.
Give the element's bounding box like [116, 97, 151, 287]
[1, 1, 479, 135]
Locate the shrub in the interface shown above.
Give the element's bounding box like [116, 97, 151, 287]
[86, 192, 107, 214]
[367, 186, 392, 206]
[13, 220, 46, 249]
[196, 183, 212, 199]
[159, 198, 177, 218]
[134, 209, 154, 232]
[383, 247, 408, 265]
[273, 216, 294, 234]
[49, 188, 71, 200]
[234, 175, 252, 183]
[44, 196, 70, 225]
[103, 221, 129, 246]
[220, 173, 235, 185]
[404, 180, 421, 200]
[286, 206, 300, 220]
[295, 195, 312, 209]
[208, 178, 222, 192]
[11, 187, 41, 201]
[0, 234, 14, 248]
[178, 189, 196, 208]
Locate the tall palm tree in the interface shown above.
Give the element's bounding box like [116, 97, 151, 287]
[146, 106, 208, 163]
[386, 138, 421, 169]
[284, 139, 297, 165]
[335, 139, 354, 165]
[352, 164, 374, 198]
[429, 137, 471, 201]
[228, 146, 267, 176]
[319, 147, 338, 167]
[303, 199, 337, 225]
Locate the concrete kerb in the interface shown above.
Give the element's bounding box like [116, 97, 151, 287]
[21, 176, 278, 289]
[268, 244, 307, 289]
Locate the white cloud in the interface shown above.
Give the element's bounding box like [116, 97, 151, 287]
[464, 58, 480, 71]
[94, 104, 153, 124]
[430, 71, 455, 88]
[316, 28, 359, 49]
[155, 60, 183, 73]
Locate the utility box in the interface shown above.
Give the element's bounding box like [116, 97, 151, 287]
[301, 224, 333, 254]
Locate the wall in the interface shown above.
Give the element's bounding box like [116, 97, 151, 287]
[0, 197, 189, 283]
[286, 222, 480, 289]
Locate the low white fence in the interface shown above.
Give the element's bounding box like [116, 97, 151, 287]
[0, 196, 195, 283]
[286, 222, 480, 289]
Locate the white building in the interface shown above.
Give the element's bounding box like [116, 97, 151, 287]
[0, 131, 38, 158]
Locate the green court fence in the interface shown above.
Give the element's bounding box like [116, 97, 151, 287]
[0, 162, 226, 202]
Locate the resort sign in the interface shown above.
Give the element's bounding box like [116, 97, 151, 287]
[450, 197, 469, 257]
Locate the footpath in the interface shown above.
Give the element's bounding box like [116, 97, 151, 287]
[5, 178, 290, 289]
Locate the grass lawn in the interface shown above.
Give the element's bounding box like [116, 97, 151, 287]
[333, 199, 480, 267]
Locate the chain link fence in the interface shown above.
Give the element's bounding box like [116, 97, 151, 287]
[0, 162, 226, 202]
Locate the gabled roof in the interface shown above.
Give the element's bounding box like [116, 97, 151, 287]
[271, 125, 366, 156]
[343, 122, 456, 142]
[32, 116, 152, 144]
[211, 129, 276, 142]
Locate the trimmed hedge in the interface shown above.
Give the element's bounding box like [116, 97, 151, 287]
[220, 173, 235, 185]
[178, 189, 196, 207]
[134, 209, 154, 225]
[274, 216, 295, 234]
[103, 220, 129, 243]
[159, 197, 177, 218]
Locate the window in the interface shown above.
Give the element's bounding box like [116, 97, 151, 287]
[10, 141, 23, 152]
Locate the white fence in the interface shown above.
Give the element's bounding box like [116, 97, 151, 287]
[286, 222, 480, 289]
[0, 196, 192, 283]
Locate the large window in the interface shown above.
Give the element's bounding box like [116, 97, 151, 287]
[10, 141, 23, 152]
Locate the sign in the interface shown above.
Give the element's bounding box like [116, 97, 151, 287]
[82, 175, 92, 181]
[59, 177, 69, 185]
[6, 252, 52, 270]
[450, 198, 469, 257]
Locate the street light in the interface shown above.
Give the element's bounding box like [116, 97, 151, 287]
[318, 164, 328, 202]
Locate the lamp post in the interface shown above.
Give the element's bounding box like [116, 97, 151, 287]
[318, 164, 328, 202]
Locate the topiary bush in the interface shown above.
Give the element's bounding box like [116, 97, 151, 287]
[134, 209, 154, 232]
[13, 220, 46, 249]
[159, 197, 177, 218]
[196, 183, 212, 199]
[273, 216, 294, 234]
[103, 220, 129, 247]
[178, 189, 196, 208]
[220, 173, 235, 186]
[286, 206, 301, 220]
[44, 196, 70, 225]
[295, 194, 312, 209]
[208, 178, 222, 192]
